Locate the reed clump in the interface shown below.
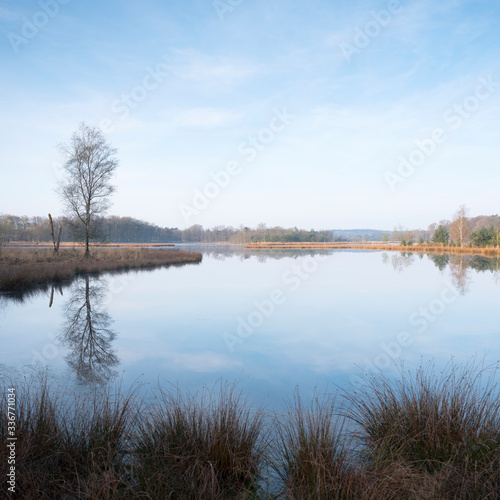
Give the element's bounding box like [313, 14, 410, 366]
[273, 389, 364, 499]
[0, 379, 137, 499]
[343, 361, 500, 498]
[0, 247, 202, 292]
[134, 383, 267, 498]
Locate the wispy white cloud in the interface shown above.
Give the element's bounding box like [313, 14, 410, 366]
[166, 49, 259, 87]
[173, 107, 244, 129]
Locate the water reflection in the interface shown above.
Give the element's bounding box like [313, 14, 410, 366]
[389, 252, 416, 273]
[382, 252, 500, 294]
[2, 246, 499, 400]
[49, 284, 64, 308]
[177, 244, 333, 262]
[59, 276, 118, 384]
[428, 254, 450, 271]
[449, 256, 472, 295]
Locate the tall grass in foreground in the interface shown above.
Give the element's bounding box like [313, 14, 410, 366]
[134, 383, 267, 498]
[0, 378, 138, 499]
[2, 362, 500, 499]
[273, 389, 363, 499]
[344, 360, 500, 498]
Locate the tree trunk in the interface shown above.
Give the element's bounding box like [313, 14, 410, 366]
[84, 224, 90, 259]
[56, 225, 62, 253]
[49, 213, 59, 253]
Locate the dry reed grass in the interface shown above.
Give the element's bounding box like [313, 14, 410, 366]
[273, 389, 364, 499]
[0, 378, 138, 499]
[0, 247, 202, 292]
[245, 242, 500, 257]
[343, 360, 500, 499]
[134, 382, 267, 499]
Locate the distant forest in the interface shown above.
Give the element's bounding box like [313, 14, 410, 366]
[1, 213, 499, 245]
[0, 215, 338, 244]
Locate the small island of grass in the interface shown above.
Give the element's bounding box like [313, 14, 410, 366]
[0, 246, 202, 293]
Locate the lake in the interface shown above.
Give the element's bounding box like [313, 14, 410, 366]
[1, 246, 499, 407]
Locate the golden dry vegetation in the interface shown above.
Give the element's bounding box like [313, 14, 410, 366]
[0, 246, 201, 292]
[245, 241, 500, 256]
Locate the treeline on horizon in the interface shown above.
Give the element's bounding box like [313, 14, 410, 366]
[0, 215, 338, 244]
[1, 213, 499, 246]
[394, 214, 500, 247]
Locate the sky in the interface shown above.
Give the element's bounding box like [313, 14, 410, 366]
[0, 0, 499, 231]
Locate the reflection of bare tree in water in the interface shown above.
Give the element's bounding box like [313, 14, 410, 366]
[60, 276, 118, 384]
[49, 284, 64, 308]
[494, 265, 500, 286]
[257, 253, 268, 264]
[390, 252, 415, 272]
[449, 255, 472, 296]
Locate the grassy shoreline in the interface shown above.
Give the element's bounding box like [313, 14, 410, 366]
[2, 362, 499, 498]
[4, 242, 175, 247]
[245, 241, 500, 256]
[0, 247, 202, 293]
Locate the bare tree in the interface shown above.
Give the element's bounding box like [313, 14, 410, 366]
[48, 213, 62, 254]
[450, 205, 471, 247]
[58, 123, 118, 258]
[392, 224, 405, 242]
[257, 222, 267, 242]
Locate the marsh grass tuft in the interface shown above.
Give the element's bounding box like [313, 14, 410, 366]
[273, 389, 363, 499]
[134, 382, 267, 498]
[344, 359, 500, 498]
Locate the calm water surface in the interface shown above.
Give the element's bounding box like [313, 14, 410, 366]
[1, 246, 499, 406]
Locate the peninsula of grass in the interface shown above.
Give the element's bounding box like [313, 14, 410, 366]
[245, 241, 500, 256]
[2, 361, 499, 499]
[0, 246, 202, 292]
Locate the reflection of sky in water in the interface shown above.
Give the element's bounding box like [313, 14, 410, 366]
[1, 248, 499, 408]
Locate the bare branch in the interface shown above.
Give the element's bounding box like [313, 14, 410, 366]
[57, 123, 118, 257]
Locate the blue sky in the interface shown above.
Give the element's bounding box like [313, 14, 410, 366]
[1, 0, 499, 230]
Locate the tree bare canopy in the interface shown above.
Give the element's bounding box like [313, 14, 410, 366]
[58, 123, 118, 257]
[450, 205, 471, 247]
